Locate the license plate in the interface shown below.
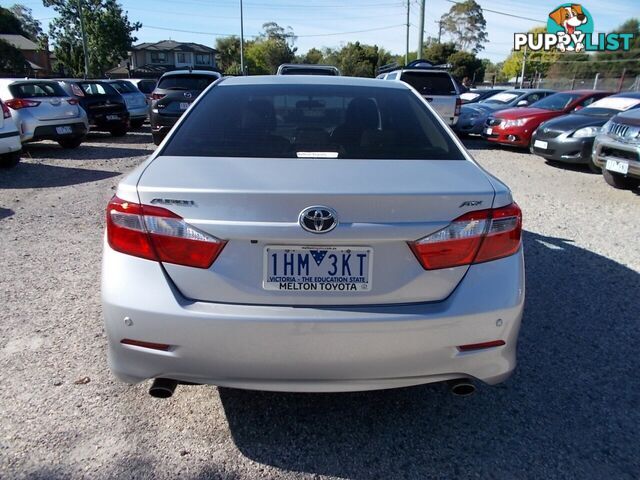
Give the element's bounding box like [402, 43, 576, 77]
[606, 159, 629, 174]
[263, 246, 373, 292]
[179, 102, 190, 110]
[485, 127, 492, 135]
[55, 126, 73, 135]
[534, 140, 548, 149]
[106, 114, 120, 121]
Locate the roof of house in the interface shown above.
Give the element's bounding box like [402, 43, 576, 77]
[0, 34, 39, 50]
[131, 40, 217, 54]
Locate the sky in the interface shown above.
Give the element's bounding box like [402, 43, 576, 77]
[5, 0, 639, 63]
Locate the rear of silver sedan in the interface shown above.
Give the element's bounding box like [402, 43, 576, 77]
[102, 76, 524, 394]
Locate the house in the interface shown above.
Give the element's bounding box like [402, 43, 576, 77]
[0, 34, 51, 74]
[107, 40, 218, 77]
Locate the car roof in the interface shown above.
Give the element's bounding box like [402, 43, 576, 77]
[160, 70, 221, 78]
[611, 91, 640, 99]
[219, 75, 408, 89]
[56, 78, 110, 84]
[557, 89, 611, 95]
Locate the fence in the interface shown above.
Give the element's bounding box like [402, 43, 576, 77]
[480, 74, 640, 92]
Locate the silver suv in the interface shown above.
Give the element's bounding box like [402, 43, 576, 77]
[381, 60, 461, 126]
[592, 108, 640, 190]
[0, 79, 89, 149]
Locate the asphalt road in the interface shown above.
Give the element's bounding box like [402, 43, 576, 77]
[0, 131, 638, 479]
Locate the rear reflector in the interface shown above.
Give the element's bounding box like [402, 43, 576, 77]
[409, 202, 522, 270]
[106, 196, 226, 268]
[458, 340, 505, 352]
[121, 338, 171, 351]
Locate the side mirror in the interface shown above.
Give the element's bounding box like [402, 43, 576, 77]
[516, 100, 529, 107]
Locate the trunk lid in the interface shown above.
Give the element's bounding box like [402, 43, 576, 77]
[27, 97, 80, 121]
[135, 156, 496, 305]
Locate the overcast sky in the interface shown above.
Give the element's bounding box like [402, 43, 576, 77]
[12, 0, 638, 63]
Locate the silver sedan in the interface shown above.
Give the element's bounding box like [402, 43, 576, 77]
[102, 76, 524, 397]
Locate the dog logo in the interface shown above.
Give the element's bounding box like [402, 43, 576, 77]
[547, 4, 591, 52]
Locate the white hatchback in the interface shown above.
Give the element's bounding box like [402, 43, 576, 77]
[102, 76, 524, 398]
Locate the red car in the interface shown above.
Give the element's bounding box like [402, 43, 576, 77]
[483, 90, 612, 148]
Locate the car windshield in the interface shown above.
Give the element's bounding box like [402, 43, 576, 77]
[483, 91, 520, 104]
[10, 82, 67, 98]
[157, 74, 217, 91]
[400, 72, 457, 95]
[461, 92, 480, 101]
[78, 82, 118, 96]
[579, 96, 640, 116]
[530, 92, 582, 111]
[109, 81, 137, 94]
[163, 83, 464, 160]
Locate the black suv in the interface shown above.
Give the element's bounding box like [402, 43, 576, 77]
[58, 79, 129, 136]
[149, 70, 221, 145]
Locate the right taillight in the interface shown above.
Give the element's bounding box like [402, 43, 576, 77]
[106, 196, 226, 269]
[409, 203, 522, 270]
[1, 100, 10, 119]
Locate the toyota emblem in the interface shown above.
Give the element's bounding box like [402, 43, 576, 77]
[299, 206, 338, 234]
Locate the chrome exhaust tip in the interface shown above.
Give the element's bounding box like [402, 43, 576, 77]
[149, 378, 178, 398]
[448, 379, 476, 397]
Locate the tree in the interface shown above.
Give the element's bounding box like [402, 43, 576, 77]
[323, 42, 392, 77]
[299, 47, 323, 64]
[448, 51, 484, 82]
[440, 0, 488, 53]
[44, 0, 141, 77]
[215, 36, 242, 74]
[248, 22, 297, 74]
[0, 38, 25, 73]
[502, 26, 561, 81]
[9, 4, 44, 43]
[0, 6, 26, 36]
[423, 42, 457, 64]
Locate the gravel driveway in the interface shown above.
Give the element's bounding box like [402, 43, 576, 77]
[1, 131, 638, 479]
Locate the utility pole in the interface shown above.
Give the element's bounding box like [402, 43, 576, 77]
[239, 0, 245, 75]
[78, 0, 89, 78]
[405, 0, 410, 65]
[519, 45, 527, 88]
[416, 0, 425, 59]
[435, 20, 443, 43]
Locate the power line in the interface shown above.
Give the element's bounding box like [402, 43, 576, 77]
[444, 0, 545, 24]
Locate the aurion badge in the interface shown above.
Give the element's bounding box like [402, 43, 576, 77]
[299, 206, 338, 234]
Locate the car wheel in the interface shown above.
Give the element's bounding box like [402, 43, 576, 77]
[0, 151, 20, 169]
[131, 119, 145, 129]
[110, 126, 128, 137]
[602, 169, 640, 189]
[58, 137, 84, 149]
[152, 132, 164, 146]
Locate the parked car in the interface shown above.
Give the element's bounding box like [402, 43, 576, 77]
[0, 79, 89, 149]
[460, 88, 507, 105]
[149, 70, 221, 145]
[58, 79, 129, 137]
[102, 75, 524, 398]
[277, 64, 341, 76]
[382, 60, 461, 126]
[0, 99, 21, 168]
[592, 108, 640, 190]
[483, 90, 611, 148]
[105, 79, 148, 128]
[531, 92, 640, 171]
[454, 89, 556, 136]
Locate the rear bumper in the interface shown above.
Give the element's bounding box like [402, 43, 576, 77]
[89, 111, 129, 130]
[150, 111, 180, 134]
[28, 122, 88, 143]
[15, 114, 88, 142]
[0, 129, 21, 154]
[102, 244, 525, 392]
[530, 133, 594, 164]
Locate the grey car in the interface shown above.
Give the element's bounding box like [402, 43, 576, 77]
[105, 80, 148, 128]
[102, 76, 524, 398]
[0, 79, 89, 148]
[455, 89, 555, 135]
[592, 108, 640, 190]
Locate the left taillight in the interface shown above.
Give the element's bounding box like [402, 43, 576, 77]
[409, 203, 522, 270]
[1, 100, 10, 119]
[67, 98, 79, 105]
[5, 98, 41, 110]
[455, 97, 462, 116]
[106, 196, 226, 269]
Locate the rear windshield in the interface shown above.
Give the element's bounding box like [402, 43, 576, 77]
[10, 82, 67, 98]
[136, 80, 156, 94]
[109, 81, 137, 94]
[400, 71, 457, 96]
[157, 74, 217, 91]
[163, 84, 464, 160]
[78, 82, 118, 96]
[531, 92, 582, 111]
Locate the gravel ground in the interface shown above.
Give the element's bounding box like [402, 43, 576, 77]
[0, 131, 638, 479]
